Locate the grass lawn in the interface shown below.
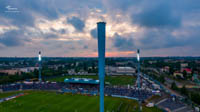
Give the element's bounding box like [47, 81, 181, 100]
[0, 91, 24, 99]
[47, 75, 136, 86]
[0, 91, 162, 112]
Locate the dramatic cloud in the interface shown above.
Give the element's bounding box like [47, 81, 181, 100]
[90, 28, 97, 39]
[103, 0, 139, 12]
[0, 30, 29, 47]
[67, 16, 85, 32]
[43, 33, 58, 39]
[83, 45, 88, 49]
[113, 33, 135, 51]
[0, 0, 60, 28]
[136, 29, 185, 49]
[50, 28, 67, 34]
[0, 7, 35, 27]
[0, 0, 200, 56]
[132, 3, 181, 28]
[59, 29, 67, 34]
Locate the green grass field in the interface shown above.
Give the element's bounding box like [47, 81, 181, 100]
[47, 75, 136, 86]
[0, 91, 161, 112]
[0, 91, 23, 99]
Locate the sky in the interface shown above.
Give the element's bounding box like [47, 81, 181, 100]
[0, 0, 200, 57]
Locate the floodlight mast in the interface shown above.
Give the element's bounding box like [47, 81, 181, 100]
[38, 51, 42, 82]
[97, 22, 106, 112]
[137, 49, 142, 111]
[137, 49, 140, 88]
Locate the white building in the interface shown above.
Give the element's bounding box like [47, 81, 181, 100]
[106, 66, 136, 75]
[20, 67, 39, 73]
[181, 63, 188, 68]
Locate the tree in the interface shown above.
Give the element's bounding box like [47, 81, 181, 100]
[169, 67, 174, 75]
[171, 82, 178, 90]
[83, 63, 87, 71]
[180, 85, 188, 96]
[75, 68, 79, 73]
[191, 92, 200, 105]
[159, 75, 165, 83]
[176, 75, 183, 80]
[183, 70, 187, 79]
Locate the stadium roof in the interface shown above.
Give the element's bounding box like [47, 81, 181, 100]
[64, 78, 99, 84]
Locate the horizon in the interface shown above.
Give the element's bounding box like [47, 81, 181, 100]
[0, 56, 200, 58]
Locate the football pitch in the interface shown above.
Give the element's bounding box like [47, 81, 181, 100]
[0, 91, 162, 112]
[47, 75, 136, 86]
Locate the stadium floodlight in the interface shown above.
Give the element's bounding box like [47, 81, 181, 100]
[137, 49, 140, 62]
[38, 51, 42, 61]
[136, 48, 140, 101]
[137, 49, 140, 89]
[38, 51, 42, 82]
[97, 22, 106, 112]
[137, 49, 140, 88]
[136, 49, 142, 111]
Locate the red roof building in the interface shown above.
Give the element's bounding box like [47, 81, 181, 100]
[181, 68, 192, 74]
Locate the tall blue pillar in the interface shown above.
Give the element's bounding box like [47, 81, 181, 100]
[97, 22, 106, 112]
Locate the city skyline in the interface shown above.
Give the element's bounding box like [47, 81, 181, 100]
[0, 0, 200, 57]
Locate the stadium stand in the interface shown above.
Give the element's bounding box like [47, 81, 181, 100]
[0, 79, 154, 101]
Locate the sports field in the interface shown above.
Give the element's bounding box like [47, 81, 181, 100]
[0, 91, 23, 99]
[0, 91, 161, 112]
[47, 75, 136, 86]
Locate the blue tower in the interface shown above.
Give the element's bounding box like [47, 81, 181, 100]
[38, 51, 42, 82]
[97, 22, 106, 112]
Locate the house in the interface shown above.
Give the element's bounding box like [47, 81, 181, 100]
[173, 72, 183, 78]
[0, 69, 21, 75]
[19, 67, 39, 73]
[181, 63, 188, 68]
[181, 68, 192, 74]
[161, 66, 170, 72]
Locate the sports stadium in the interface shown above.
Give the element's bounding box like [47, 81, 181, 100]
[0, 76, 162, 112]
[0, 21, 163, 112]
[1, 0, 200, 111]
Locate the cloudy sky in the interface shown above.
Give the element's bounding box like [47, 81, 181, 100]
[0, 0, 200, 57]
